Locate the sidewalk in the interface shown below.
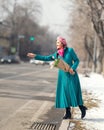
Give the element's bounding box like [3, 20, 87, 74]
[59, 73, 104, 130]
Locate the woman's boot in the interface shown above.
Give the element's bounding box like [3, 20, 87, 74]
[79, 105, 87, 119]
[63, 107, 71, 119]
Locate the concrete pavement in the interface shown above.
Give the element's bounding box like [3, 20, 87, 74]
[59, 120, 70, 130]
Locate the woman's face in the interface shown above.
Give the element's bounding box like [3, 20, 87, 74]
[56, 40, 63, 50]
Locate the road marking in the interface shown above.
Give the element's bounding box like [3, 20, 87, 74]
[0, 74, 55, 126]
[0, 68, 49, 82]
[0, 91, 55, 128]
[0, 65, 56, 129]
[0, 86, 53, 126]
[31, 92, 55, 122]
[42, 80, 51, 84]
[0, 100, 34, 128]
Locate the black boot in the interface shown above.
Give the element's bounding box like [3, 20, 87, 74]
[63, 107, 71, 119]
[79, 105, 87, 119]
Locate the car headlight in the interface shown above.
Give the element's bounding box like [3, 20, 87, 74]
[8, 59, 11, 62]
[1, 59, 4, 62]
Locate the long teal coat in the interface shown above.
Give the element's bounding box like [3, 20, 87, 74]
[35, 47, 83, 108]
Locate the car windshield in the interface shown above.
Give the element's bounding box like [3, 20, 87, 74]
[4, 55, 15, 58]
[3, 56, 10, 59]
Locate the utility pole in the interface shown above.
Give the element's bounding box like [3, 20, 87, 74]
[16, 35, 25, 56]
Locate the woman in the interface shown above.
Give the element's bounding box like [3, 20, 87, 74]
[27, 36, 87, 119]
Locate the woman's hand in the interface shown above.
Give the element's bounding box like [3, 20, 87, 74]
[69, 68, 75, 75]
[27, 53, 36, 58]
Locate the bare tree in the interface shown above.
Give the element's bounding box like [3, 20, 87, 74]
[69, 0, 104, 73]
[0, 0, 41, 47]
[0, 0, 56, 60]
[87, 0, 104, 73]
[69, 0, 92, 62]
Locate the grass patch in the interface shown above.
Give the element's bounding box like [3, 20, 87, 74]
[69, 120, 86, 130]
[83, 90, 100, 109]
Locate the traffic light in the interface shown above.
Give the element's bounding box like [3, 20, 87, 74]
[30, 36, 35, 41]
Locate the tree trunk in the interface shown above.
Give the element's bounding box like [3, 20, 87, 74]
[96, 47, 104, 73]
[102, 56, 104, 76]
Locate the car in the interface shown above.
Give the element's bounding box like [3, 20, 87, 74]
[44, 61, 52, 65]
[0, 55, 20, 64]
[30, 59, 45, 65]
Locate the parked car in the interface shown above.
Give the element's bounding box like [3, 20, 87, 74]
[30, 59, 45, 65]
[0, 55, 20, 64]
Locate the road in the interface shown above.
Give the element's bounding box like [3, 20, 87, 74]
[0, 63, 64, 130]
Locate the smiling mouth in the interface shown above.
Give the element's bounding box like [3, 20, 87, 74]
[57, 47, 60, 50]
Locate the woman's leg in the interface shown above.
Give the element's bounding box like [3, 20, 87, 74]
[79, 105, 87, 119]
[63, 107, 71, 119]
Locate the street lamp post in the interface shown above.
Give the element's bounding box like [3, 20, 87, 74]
[16, 35, 25, 56]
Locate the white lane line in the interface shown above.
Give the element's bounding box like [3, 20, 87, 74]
[0, 66, 55, 126]
[42, 80, 51, 84]
[0, 100, 34, 128]
[31, 92, 55, 122]
[0, 68, 49, 82]
[0, 77, 54, 124]
[0, 76, 54, 124]
[0, 91, 55, 128]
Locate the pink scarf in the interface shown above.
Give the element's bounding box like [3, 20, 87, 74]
[57, 36, 67, 57]
[57, 48, 64, 57]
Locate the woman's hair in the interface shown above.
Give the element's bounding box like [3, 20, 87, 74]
[57, 36, 67, 47]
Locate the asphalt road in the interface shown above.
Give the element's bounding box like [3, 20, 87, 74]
[0, 63, 64, 130]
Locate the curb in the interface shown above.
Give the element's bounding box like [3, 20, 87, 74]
[59, 120, 70, 130]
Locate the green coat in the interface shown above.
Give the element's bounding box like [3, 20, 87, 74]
[35, 47, 83, 108]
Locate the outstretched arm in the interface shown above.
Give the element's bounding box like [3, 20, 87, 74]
[27, 53, 36, 58]
[27, 52, 57, 61]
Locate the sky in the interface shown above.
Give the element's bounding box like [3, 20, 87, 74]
[38, 0, 74, 36]
[0, 0, 74, 37]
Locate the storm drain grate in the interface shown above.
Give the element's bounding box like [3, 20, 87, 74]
[31, 122, 57, 130]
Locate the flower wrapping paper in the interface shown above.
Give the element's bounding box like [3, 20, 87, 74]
[50, 59, 71, 72]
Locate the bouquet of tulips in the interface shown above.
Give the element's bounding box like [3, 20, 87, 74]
[50, 58, 74, 74]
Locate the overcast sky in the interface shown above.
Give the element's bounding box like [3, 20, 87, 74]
[38, 0, 74, 36]
[0, 0, 74, 37]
